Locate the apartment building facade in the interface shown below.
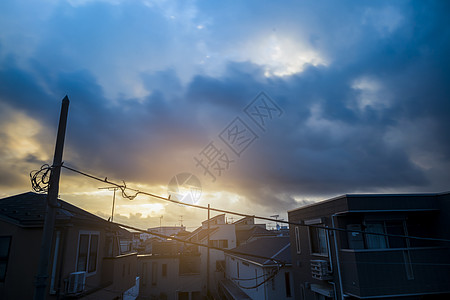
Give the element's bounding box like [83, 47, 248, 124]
[288, 192, 450, 300]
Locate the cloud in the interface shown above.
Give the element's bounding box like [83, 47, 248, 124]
[1, 0, 449, 228]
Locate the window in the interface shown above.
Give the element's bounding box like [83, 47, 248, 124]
[365, 220, 407, 249]
[179, 256, 200, 275]
[152, 262, 157, 285]
[76, 232, 99, 273]
[0, 236, 11, 282]
[162, 263, 167, 277]
[142, 262, 148, 286]
[178, 292, 189, 300]
[295, 226, 301, 254]
[191, 291, 201, 300]
[309, 226, 328, 256]
[285, 272, 292, 297]
[216, 260, 225, 272]
[208, 239, 228, 248]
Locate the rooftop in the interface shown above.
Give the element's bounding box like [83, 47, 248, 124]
[227, 236, 291, 266]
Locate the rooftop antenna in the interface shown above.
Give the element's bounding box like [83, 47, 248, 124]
[99, 186, 120, 222]
[159, 215, 163, 233]
[270, 214, 280, 230]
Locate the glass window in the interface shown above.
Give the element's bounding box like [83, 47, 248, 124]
[364, 221, 407, 249]
[152, 262, 157, 285]
[365, 223, 387, 249]
[309, 226, 328, 255]
[178, 291, 189, 300]
[162, 263, 167, 277]
[77, 232, 99, 273]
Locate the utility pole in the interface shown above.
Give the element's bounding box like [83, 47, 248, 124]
[207, 204, 210, 299]
[34, 96, 70, 300]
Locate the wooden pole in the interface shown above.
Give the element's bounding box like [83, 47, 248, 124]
[34, 96, 69, 300]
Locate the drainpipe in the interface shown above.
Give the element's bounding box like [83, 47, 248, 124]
[331, 214, 345, 300]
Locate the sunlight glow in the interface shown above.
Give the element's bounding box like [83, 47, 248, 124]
[238, 34, 327, 77]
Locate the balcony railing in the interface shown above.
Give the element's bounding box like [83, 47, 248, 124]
[340, 247, 450, 298]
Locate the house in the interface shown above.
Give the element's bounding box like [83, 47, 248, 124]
[0, 192, 138, 300]
[219, 236, 294, 300]
[138, 251, 202, 300]
[185, 214, 277, 298]
[288, 192, 450, 300]
[187, 214, 237, 298]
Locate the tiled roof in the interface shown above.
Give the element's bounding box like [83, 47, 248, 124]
[0, 191, 111, 227]
[228, 236, 291, 266]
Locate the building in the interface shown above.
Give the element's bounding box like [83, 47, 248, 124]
[186, 215, 278, 298]
[140, 226, 187, 242]
[220, 236, 294, 300]
[138, 251, 202, 300]
[0, 192, 138, 300]
[288, 192, 450, 300]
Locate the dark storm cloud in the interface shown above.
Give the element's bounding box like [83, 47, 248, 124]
[1, 0, 449, 212]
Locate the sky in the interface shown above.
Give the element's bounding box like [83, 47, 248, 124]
[1, 0, 449, 230]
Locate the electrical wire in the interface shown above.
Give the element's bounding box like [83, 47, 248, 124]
[30, 164, 53, 193]
[237, 268, 281, 290]
[58, 163, 450, 244]
[57, 202, 450, 270]
[109, 220, 288, 265]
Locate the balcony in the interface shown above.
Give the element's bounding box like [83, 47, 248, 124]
[340, 247, 450, 298]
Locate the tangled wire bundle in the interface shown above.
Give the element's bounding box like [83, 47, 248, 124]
[30, 164, 53, 193]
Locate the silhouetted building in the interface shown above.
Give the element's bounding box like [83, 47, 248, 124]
[0, 192, 138, 299]
[288, 192, 450, 300]
[219, 236, 294, 300]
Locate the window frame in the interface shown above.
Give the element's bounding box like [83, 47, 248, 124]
[0, 236, 12, 282]
[76, 231, 100, 275]
[306, 220, 328, 257]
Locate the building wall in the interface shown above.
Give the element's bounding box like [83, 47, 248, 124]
[0, 219, 136, 300]
[138, 254, 201, 300]
[224, 255, 294, 300]
[0, 220, 43, 300]
[200, 223, 236, 298]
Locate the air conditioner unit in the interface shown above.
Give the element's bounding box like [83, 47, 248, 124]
[310, 260, 332, 280]
[67, 271, 86, 294]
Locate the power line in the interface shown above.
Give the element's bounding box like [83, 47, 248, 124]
[57, 163, 450, 244]
[57, 201, 450, 269]
[110, 220, 288, 265]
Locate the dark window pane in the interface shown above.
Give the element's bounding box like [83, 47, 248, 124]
[386, 221, 406, 248]
[365, 223, 387, 249]
[162, 264, 167, 276]
[178, 292, 189, 300]
[77, 235, 89, 272]
[88, 235, 99, 273]
[0, 237, 11, 257]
